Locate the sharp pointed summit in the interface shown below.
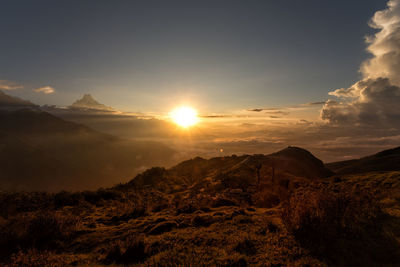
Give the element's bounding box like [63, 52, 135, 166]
[69, 94, 114, 111]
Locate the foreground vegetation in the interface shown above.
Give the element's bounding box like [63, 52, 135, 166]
[1, 153, 400, 266]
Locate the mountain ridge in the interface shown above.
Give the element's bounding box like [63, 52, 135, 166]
[0, 107, 175, 191]
[326, 146, 400, 174]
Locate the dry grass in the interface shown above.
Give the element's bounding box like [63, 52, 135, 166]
[0, 211, 80, 261]
[281, 186, 400, 265]
[1, 171, 400, 266]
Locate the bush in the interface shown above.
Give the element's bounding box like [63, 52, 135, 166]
[0, 211, 80, 260]
[281, 187, 398, 265]
[281, 188, 380, 241]
[23, 211, 80, 249]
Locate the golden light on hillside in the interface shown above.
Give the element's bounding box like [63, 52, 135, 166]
[170, 106, 199, 128]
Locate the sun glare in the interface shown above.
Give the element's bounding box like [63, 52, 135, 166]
[170, 106, 199, 128]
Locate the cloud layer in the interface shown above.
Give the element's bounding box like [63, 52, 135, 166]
[321, 0, 400, 129]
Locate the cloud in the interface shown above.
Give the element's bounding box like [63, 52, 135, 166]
[361, 0, 400, 85]
[200, 115, 229, 118]
[305, 101, 327, 106]
[321, 0, 400, 129]
[297, 119, 313, 125]
[33, 86, 55, 94]
[0, 80, 23, 90]
[247, 101, 325, 114]
[265, 110, 290, 116]
[247, 108, 264, 112]
[322, 78, 400, 126]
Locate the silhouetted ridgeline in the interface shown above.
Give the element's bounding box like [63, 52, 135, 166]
[326, 146, 400, 174]
[0, 108, 175, 191]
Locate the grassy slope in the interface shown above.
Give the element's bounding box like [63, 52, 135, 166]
[2, 169, 400, 266]
[326, 146, 400, 174]
[0, 109, 175, 191]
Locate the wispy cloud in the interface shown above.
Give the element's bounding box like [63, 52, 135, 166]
[265, 110, 290, 116]
[305, 101, 326, 106]
[247, 101, 326, 113]
[33, 86, 55, 94]
[0, 80, 23, 90]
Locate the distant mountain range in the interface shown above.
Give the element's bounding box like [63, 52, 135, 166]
[0, 90, 399, 191]
[0, 91, 175, 191]
[326, 146, 400, 174]
[40, 92, 173, 139]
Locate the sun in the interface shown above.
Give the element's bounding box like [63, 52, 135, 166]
[170, 106, 199, 128]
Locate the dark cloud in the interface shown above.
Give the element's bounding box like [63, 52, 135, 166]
[305, 101, 326, 106]
[247, 108, 264, 112]
[200, 115, 229, 118]
[322, 77, 400, 127]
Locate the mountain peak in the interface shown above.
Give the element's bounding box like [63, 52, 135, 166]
[70, 94, 114, 111]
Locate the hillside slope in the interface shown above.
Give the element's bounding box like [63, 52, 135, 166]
[0, 108, 175, 191]
[1, 150, 399, 266]
[326, 146, 400, 174]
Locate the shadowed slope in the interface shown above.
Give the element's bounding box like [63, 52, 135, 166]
[0, 108, 175, 191]
[326, 146, 400, 174]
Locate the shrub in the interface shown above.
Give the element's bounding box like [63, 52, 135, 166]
[104, 234, 149, 264]
[23, 211, 80, 249]
[281, 187, 399, 265]
[0, 211, 80, 260]
[281, 188, 380, 242]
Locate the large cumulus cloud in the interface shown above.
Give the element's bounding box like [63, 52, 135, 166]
[321, 0, 400, 128]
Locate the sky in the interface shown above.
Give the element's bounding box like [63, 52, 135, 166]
[0, 0, 387, 113]
[2, 0, 400, 162]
